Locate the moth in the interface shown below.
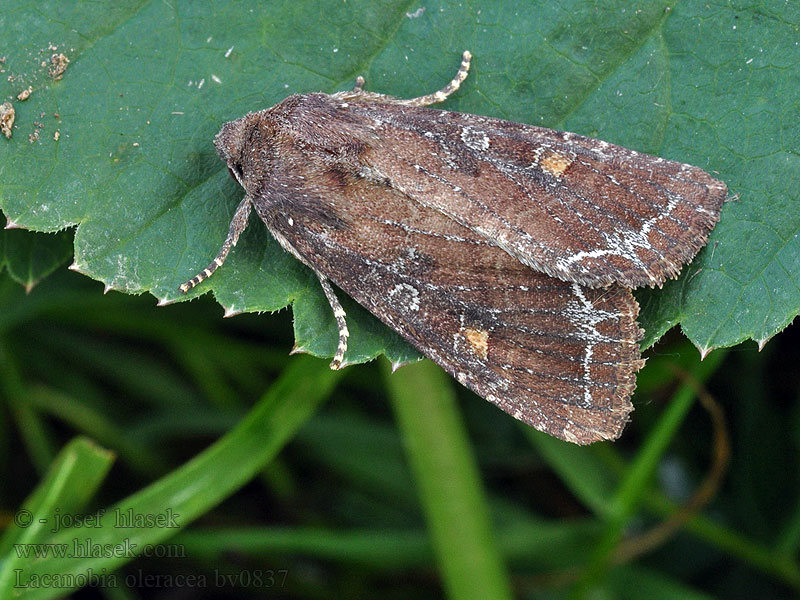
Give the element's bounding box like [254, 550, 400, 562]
[180, 52, 727, 444]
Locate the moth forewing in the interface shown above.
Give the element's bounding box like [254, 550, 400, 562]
[351, 103, 727, 289]
[265, 176, 644, 443]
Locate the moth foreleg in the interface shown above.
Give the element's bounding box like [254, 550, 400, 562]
[316, 271, 349, 370]
[179, 196, 252, 293]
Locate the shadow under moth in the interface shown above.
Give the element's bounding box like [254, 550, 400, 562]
[180, 51, 727, 444]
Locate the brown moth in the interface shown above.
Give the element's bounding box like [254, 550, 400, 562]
[180, 52, 727, 444]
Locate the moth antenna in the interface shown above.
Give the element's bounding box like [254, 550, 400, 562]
[397, 50, 471, 107]
[179, 196, 252, 293]
[353, 75, 365, 92]
[316, 272, 349, 370]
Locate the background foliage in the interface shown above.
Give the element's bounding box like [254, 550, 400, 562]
[1, 1, 798, 598]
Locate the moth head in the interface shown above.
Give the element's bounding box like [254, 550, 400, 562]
[214, 115, 252, 186]
[214, 112, 279, 191]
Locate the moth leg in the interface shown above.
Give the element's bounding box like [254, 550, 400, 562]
[396, 50, 471, 107]
[179, 196, 252, 293]
[316, 271, 349, 370]
[352, 75, 365, 92]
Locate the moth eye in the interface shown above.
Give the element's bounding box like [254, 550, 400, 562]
[227, 164, 243, 181]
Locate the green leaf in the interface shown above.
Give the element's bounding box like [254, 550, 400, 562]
[384, 359, 513, 600]
[0, 437, 114, 590]
[1, 0, 796, 365]
[172, 518, 608, 572]
[607, 565, 716, 600]
[1, 355, 341, 599]
[0, 226, 72, 292]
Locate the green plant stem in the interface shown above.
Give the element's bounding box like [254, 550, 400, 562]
[384, 359, 513, 600]
[570, 349, 727, 597]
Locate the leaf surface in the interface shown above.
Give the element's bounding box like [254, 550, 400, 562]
[1, 0, 796, 363]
